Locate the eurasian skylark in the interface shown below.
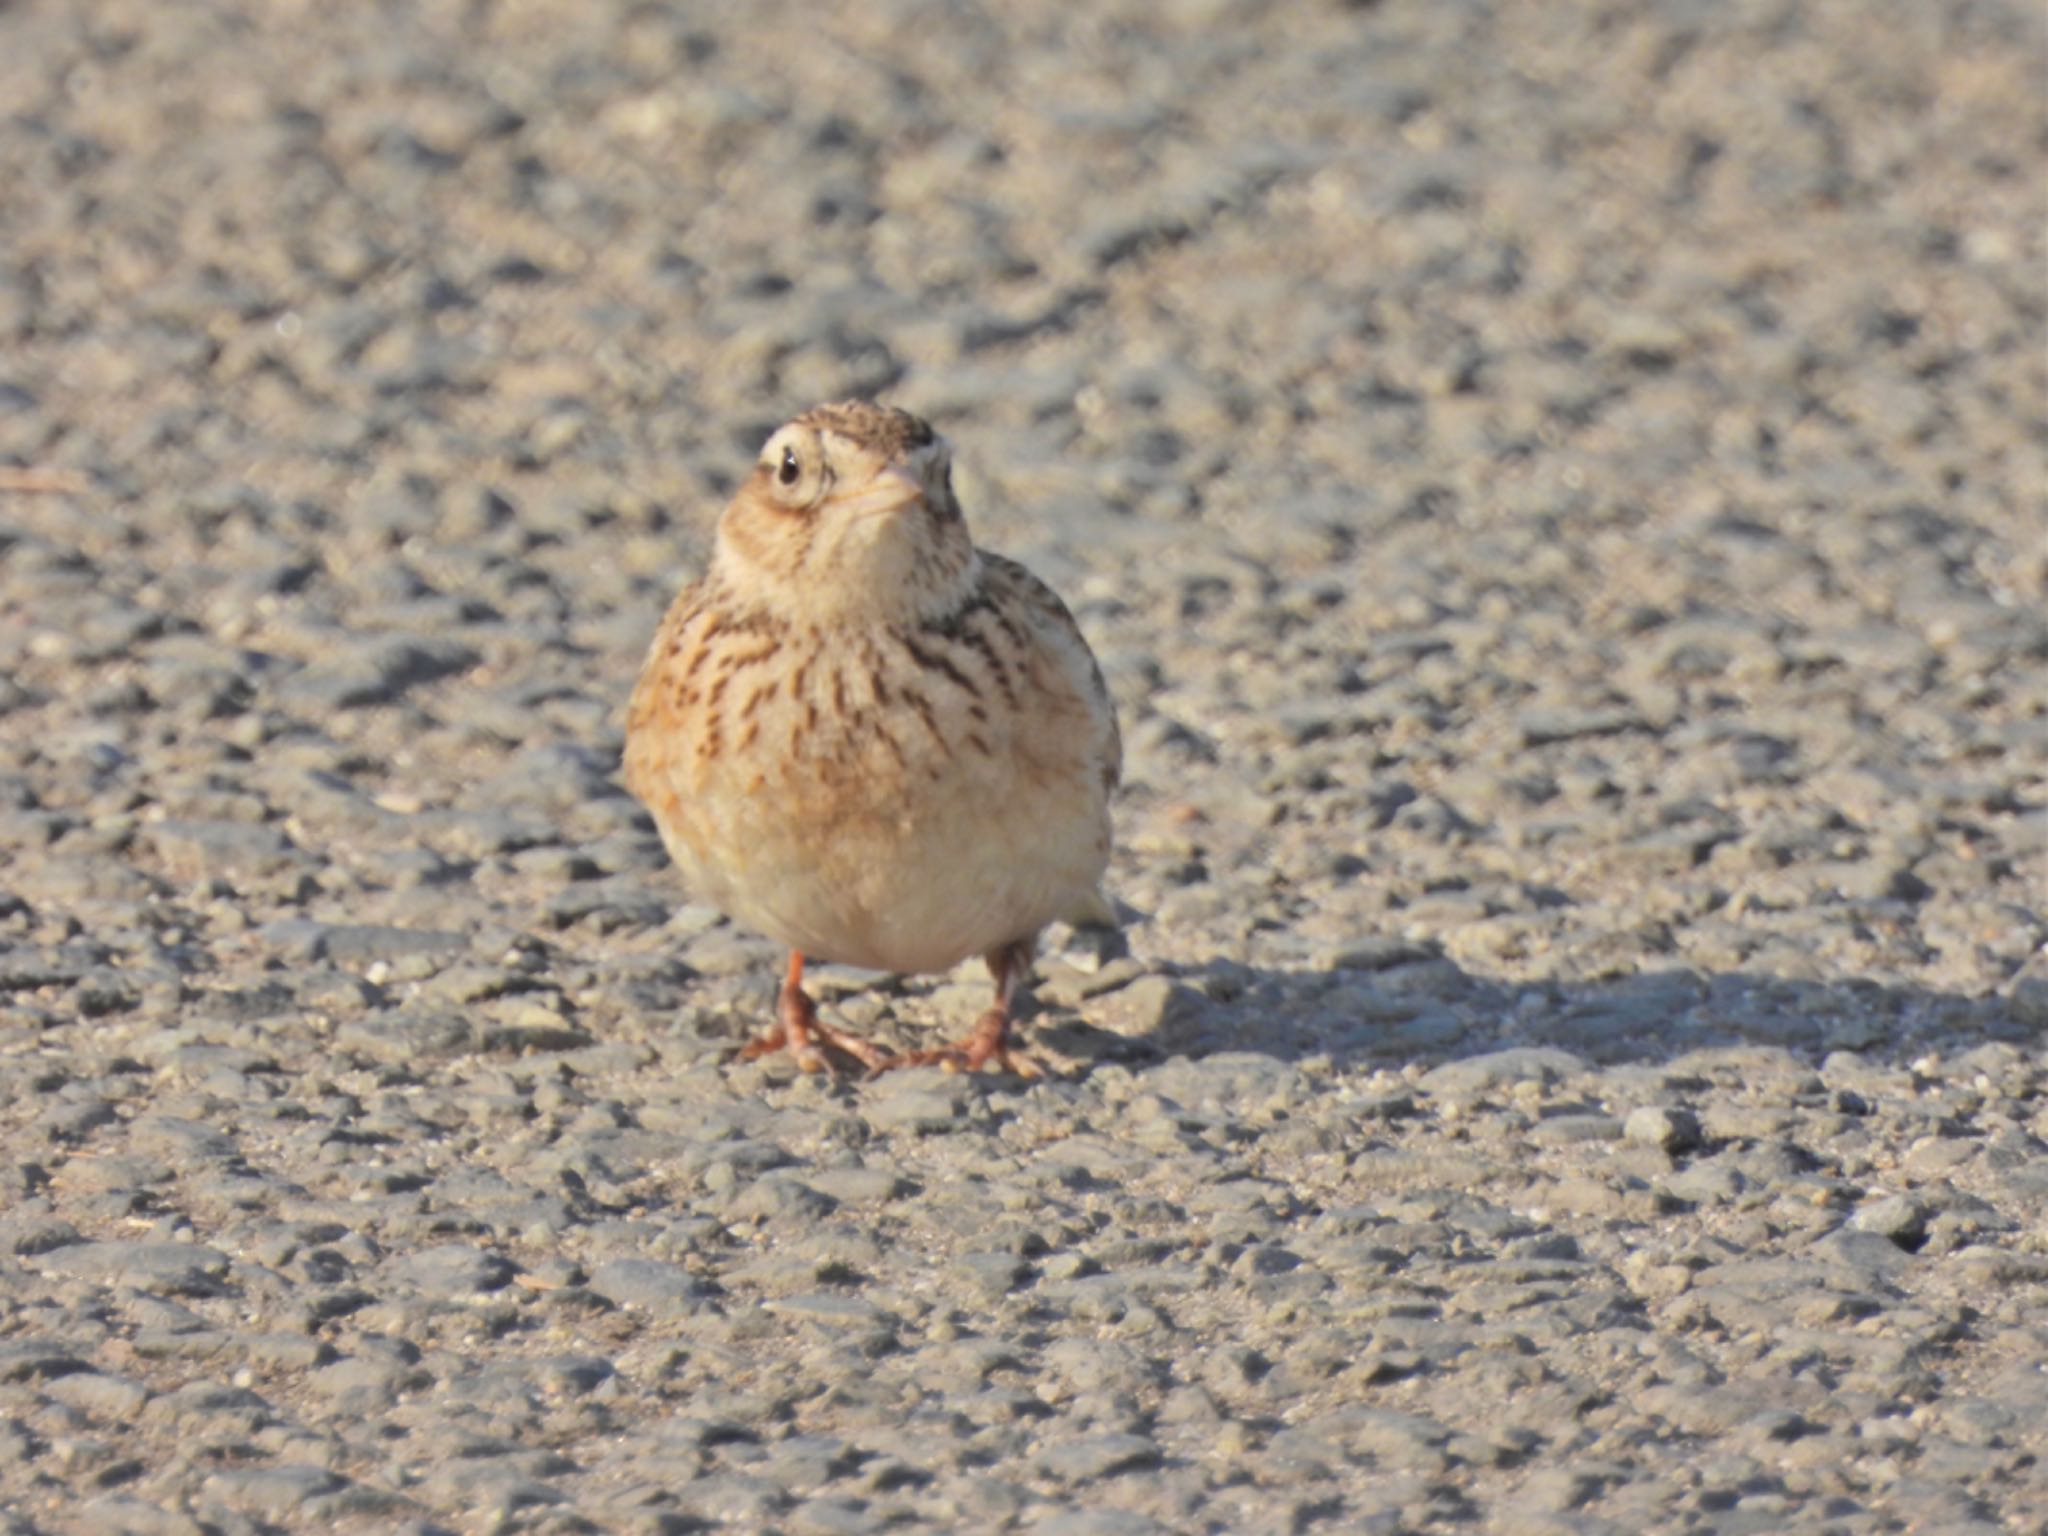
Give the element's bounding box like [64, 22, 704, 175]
[624, 402, 1120, 1073]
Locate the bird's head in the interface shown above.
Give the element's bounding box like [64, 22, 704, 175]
[712, 402, 977, 624]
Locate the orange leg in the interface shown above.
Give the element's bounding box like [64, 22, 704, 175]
[886, 938, 1041, 1076]
[738, 952, 894, 1074]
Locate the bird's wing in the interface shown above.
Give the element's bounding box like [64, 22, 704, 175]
[622, 576, 710, 807]
[981, 552, 1122, 798]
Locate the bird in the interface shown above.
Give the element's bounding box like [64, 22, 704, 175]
[623, 401, 1120, 1074]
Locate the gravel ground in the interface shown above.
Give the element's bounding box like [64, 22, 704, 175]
[1, 1, 2044, 1532]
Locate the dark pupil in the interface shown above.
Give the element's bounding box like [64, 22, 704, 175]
[778, 447, 801, 486]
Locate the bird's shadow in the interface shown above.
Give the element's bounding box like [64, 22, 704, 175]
[1023, 940, 2038, 1078]
[635, 915, 2035, 1084]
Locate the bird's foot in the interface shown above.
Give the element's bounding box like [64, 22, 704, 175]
[738, 985, 894, 1075]
[884, 1006, 1043, 1077]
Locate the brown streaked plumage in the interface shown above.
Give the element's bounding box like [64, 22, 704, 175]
[624, 402, 1120, 1074]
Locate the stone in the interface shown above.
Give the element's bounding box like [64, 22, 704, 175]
[34, 1243, 231, 1296]
[588, 1258, 717, 1311]
[385, 1244, 517, 1297]
[1625, 1106, 1703, 1152]
[1033, 1433, 1162, 1482]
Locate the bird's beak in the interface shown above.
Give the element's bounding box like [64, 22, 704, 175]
[831, 466, 926, 521]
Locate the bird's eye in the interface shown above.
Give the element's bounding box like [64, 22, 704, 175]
[778, 447, 802, 487]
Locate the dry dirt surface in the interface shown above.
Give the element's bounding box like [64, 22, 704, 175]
[0, 2, 2044, 1533]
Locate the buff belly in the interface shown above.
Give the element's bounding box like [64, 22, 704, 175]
[667, 780, 1107, 973]
[657, 725, 1110, 975]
